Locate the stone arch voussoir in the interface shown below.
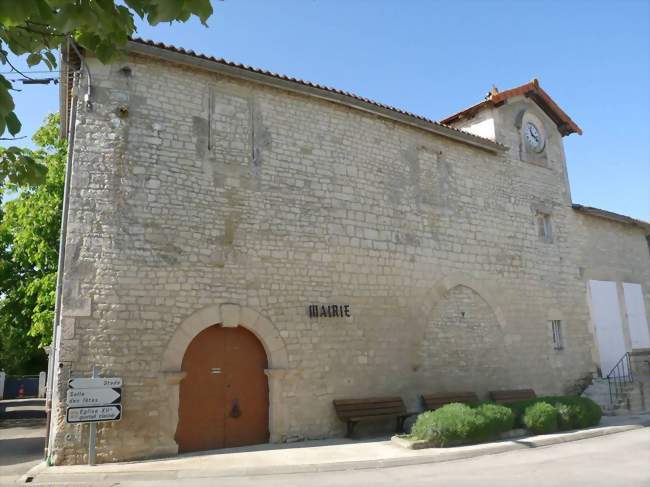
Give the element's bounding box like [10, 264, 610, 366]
[432, 274, 508, 331]
[162, 303, 288, 372]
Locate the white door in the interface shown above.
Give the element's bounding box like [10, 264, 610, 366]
[623, 283, 650, 349]
[588, 280, 627, 376]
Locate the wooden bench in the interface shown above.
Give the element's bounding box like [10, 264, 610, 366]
[333, 397, 410, 437]
[488, 389, 537, 404]
[421, 392, 479, 411]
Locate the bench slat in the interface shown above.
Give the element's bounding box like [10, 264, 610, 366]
[333, 396, 409, 438]
[336, 407, 406, 419]
[489, 389, 536, 404]
[334, 401, 404, 411]
[333, 397, 403, 406]
[346, 413, 403, 422]
[421, 392, 479, 411]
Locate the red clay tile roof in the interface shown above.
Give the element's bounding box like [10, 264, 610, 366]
[126, 37, 505, 151]
[441, 79, 582, 137]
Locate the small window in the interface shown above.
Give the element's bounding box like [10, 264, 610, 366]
[551, 320, 563, 350]
[536, 213, 553, 243]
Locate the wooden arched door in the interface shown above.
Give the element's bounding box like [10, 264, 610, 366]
[175, 325, 269, 453]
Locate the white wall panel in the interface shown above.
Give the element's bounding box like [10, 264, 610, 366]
[623, 283, 650, 349]
[588, 280, 627, 375]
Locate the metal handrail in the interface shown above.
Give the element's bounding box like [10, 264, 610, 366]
[606, 352, 633, 406]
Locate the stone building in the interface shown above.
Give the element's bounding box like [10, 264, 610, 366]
[48, 38, 650, 464]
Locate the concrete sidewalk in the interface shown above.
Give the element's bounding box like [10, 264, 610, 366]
[25, 414, 650, 484]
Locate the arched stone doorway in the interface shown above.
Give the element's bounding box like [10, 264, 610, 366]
[175, 325, 269, 452]
[159, 303, 289, 456]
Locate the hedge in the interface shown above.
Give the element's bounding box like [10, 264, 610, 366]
[475, 402, 515, 436]
[507, 396, 602, 430]
[410, 403, 513, 446]
[409, 396, 602, 447]
[523, 402, 558, 434]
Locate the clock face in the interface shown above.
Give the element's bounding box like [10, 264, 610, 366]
[524, 122, 544, 152]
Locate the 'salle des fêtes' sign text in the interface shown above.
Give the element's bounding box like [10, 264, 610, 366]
[308, 304, 351, 319]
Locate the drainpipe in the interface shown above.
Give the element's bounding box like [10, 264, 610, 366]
[44, 68, 79, 463]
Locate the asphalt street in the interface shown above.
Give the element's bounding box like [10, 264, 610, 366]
[0, 399, 46, 485]
[116, 428, 650, 487]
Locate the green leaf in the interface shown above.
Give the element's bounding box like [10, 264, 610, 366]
[0, 0, 37, 26]
[185, 0, 212, 24]
[5, 111, 21, 136]
[44, 51, 57, 67]
[148, 0, 184, 24]
[34, 0, 55, 21]
[26, 53, 42, 67]
[0, 85, 15, 118]
[41, 51, 56, 70]
[0, 75, 11, 90]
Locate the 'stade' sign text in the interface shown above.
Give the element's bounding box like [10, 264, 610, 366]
[308, 304, 351, 318]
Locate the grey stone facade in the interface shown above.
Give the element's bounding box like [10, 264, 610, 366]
[49, 41, 650, 464]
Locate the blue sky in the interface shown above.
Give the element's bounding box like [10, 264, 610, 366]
[5, 0, 650, 219]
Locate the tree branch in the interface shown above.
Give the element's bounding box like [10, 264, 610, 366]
[3, 57, 37, 81]
[19, 24, 66, 40]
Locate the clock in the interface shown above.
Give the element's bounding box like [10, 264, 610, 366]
[524, 121, 545, 152]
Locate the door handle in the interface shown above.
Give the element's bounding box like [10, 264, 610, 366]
[230, 399, 241, 418]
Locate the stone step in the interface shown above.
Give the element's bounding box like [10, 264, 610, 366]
[581, 378, 646, 414]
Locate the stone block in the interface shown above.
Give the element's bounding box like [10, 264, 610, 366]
[221, 303, 240, 327]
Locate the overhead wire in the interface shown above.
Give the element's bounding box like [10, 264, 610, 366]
[0, 70, 58, 74]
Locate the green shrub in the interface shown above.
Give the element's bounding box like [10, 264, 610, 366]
[579, 397, 602, 427]
[410, 396, 602, 446]
[523, 402, 558, 434]
[506, 399, 540, 428]
[475, 403, 515, 436]
[410, 403, 490, 446]
[554, 402, 580, 431]
[507, 396, 602, 430]
[555, 396, 602, 428]
[410, 402, 515, 447]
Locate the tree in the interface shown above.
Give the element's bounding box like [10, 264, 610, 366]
[0, 113, 64, 374]
[0, 0, 213, 185]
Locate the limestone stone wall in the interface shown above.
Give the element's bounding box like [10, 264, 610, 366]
[52, 52, 606, 463]
[420, 285, 510, 395]
[571, 212, 650, 286]
[569, 211, 650, 365]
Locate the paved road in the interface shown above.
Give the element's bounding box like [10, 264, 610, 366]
[0, 399, 45, 485]
[117, 428, 650, 487]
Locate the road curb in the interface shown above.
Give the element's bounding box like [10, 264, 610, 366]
[26, 421, 650, 484]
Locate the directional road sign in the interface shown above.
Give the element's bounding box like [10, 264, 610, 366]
[68, 377, 122, 389]
[67, 387, 121, 407]
[66, 405, 122, 424]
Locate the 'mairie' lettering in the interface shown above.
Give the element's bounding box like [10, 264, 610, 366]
[307, 304, 351, 318]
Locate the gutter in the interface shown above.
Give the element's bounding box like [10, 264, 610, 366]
[126, 40, 506, 155]
[45, 69, 78, 462]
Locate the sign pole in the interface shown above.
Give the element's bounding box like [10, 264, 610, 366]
[88, 365, 98, 466]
